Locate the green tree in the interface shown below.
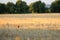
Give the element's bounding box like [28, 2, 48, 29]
[0, 3, 7, 13]
[55, 0, 60, 1]
[16, 1, 29, 13]
[6, 2, 15, 13]
[50, 1, 60, 13]
[29, 1, 46, 13]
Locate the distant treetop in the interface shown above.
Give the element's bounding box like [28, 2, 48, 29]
[17, 0, 22, 1]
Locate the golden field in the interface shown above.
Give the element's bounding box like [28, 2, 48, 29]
[0, 13, 60, 40]
[0, 13, 60, 30]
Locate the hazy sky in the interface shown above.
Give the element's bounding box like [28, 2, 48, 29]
[0, 0, 55, 5]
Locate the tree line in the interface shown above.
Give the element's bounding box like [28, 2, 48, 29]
[0, 0, 60, 13]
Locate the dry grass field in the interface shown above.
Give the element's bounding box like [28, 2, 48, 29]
[0, 13, 60, 40]
[0, 13, 60, 30]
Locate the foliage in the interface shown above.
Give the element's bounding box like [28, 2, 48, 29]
[50, 1, 60, 13]
[16, 1, 29, 13]
[0, 0, 60, 13]
[6, 2, 15, 13]
[29, 1, 46, 13]
[0, 3, 7, 13]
